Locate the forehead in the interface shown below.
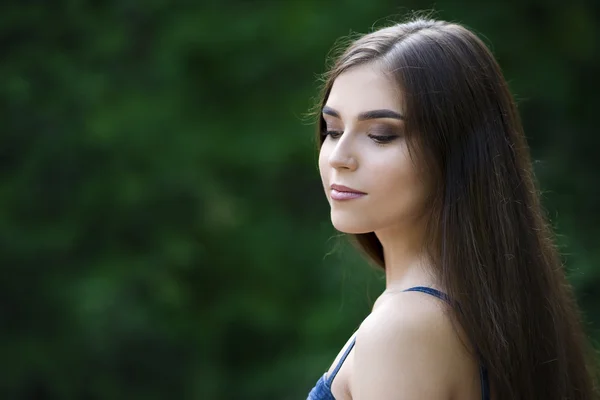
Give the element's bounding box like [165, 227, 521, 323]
[325, 63, 403, 120]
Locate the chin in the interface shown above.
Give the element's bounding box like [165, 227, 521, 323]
[331, 215, 373, 234]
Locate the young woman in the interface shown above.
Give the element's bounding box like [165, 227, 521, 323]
[307, 17, 599, 400]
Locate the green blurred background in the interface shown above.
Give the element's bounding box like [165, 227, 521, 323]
[2, 1, 600, 399]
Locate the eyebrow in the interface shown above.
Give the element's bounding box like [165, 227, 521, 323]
[322, 106, 405, 121]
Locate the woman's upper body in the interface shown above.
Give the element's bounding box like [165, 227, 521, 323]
[313, 27, 490, 400]
[308, 285, 488, 400]
[311, 15, 598, 400]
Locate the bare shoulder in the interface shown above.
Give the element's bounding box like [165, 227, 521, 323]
[351, 291, 477, 400]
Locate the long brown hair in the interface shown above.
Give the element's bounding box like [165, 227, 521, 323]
[312, 16, 599, 399]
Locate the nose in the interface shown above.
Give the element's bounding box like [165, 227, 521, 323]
[328, 133, 358, 171]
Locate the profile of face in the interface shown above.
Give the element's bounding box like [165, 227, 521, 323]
[318, 63, 431, 235]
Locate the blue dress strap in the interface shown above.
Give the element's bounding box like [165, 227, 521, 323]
[326, 336, 356, 385]
[402, 285, 451, 303]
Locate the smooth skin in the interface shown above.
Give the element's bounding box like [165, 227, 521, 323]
[319, 62, 483, 399]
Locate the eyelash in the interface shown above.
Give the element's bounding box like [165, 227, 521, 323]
[322, 130, 398, 145]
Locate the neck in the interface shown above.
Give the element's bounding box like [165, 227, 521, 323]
[375, 220, 439, 292]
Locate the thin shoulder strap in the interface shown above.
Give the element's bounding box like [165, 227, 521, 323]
[326, 336, 356, 385]
[403, 286, 490, 400]
[402, 286, 451, 303]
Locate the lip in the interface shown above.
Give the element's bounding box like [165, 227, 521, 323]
[330, 184, 367, 201]
[330, 184, 366, 194]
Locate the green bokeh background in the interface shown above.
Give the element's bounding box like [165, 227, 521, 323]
[2, 1, 599, 399]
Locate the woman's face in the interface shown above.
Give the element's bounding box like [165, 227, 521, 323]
[318, 63, 430, 234]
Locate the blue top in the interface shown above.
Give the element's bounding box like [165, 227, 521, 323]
[307, 286, 490, 400]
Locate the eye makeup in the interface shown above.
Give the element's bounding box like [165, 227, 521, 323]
[368, 133, 398, 144]
[321, 126, 401, 145]
[322, 130, 343, 139]
[367, 124, 401, 139]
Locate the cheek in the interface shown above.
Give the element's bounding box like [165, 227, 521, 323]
[370, 153, 411, 188]
[371, 157, 427, 212]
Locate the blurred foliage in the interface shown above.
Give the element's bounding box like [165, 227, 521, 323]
[1, 1, 599, 399]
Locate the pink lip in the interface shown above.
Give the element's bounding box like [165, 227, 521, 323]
[330, 184, 366, 201]
[330, 184, 366, 194]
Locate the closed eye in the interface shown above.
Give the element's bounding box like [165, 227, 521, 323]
[323, 130, 343, 139]
[322, 130, 399, 145]
[368, 134, 398, 144]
